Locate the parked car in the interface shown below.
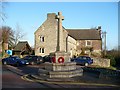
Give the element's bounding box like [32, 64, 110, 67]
[22, 55, 44, 65]
[43, 55, 51, 63]
[71, 56, 93, 66]
[2, 56, 29, 66]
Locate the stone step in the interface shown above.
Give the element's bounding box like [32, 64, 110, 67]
[38, 68, 83, 78]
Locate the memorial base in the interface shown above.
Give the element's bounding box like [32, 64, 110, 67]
[38, 62, 83, 79]
[38, 51, 83, 81]
[50, 51, 71, 63]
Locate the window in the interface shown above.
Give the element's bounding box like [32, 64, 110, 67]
[77, 42, 79, 46]
[40, 36, 44, 42]
[39, 47, 44, 53]
[86, 40, 92, 46]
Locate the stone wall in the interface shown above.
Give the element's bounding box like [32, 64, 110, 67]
[76, 40, 102, 56]
[34, 13, 68, 56]
[92, 57, 110, 67]
[34, 13, 58, 56]
[67, 36, 76, 58]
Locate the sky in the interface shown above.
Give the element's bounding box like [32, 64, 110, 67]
[2, 1, 118, 50]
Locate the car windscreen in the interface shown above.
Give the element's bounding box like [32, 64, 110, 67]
[12, 57, 20, 60]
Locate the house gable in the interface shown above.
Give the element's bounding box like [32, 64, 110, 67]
[34, 13, 58, 56]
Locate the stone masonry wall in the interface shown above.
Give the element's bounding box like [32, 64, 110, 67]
[35, 13, 58, 56]
[34, 13, 67, 56]
[76, 40, 102, 55]
[67, 36, 76, 58]
[92, 57, 110, 67]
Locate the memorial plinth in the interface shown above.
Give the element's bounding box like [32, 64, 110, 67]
[37, 12, 83, 81]
[38, 62, 83, 79]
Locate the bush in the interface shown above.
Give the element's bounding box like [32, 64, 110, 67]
[106, 50, 120, 67]
[114, 52, 120, 66]
[105, 54, 116, 66]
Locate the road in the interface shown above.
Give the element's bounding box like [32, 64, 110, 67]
[1, 62, 120, 89]
[2, 64, 70, 89]
[2, 65, 48, 88]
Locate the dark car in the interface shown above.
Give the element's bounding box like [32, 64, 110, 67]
[22, 55, 44, 65]
[43, 55, 51, 63]
[71, 56, 93, 66]
[2, 56, 29, 66]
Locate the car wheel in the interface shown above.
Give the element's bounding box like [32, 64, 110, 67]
[3, 61, 7, 65]
[31, 62, 35, 65]
[85, 63, 88, 66]
[16, 62, 20, 67]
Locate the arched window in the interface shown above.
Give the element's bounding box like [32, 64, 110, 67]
[40, 36, 44, 42]
[39, 47, 44, 53]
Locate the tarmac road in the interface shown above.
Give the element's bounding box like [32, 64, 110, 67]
[1, 63, 120, 89]
[2, 65, 49, 88]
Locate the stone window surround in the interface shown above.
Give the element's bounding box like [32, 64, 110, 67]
[85, 40, 92, 46]
[40, 36, 44, 42]
[39, 47, 44, 53]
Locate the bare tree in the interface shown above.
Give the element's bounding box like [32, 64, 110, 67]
[1, 26, 14, 47]
[0, 0, 7, 21]
[14, 23, 25, 46]
[0, 26, 14, 57]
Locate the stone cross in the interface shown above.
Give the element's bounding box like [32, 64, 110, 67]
[56, 12, 64, 51]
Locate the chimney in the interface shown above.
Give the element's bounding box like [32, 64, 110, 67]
[47, 13, 56, 20]
[97, 26, 102, 39]
[98, 26, 101, 30]
[98, 26, 102, 33]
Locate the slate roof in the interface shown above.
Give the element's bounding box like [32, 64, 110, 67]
[14, 41, 31, 51]
[66, 29, 101, 40]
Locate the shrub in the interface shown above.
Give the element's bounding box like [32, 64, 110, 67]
[106, 50, 120, 67]
[114, 51, 120, 66]
[106, 54, 116, 66]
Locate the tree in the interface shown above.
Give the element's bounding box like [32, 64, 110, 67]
[0, 26, 15, 57]
[2, 26, 14, 47]
[0, 0, 7, 21]
[13, 24, 25, 46]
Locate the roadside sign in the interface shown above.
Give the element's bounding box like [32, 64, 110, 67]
[6, 50, 12, 55]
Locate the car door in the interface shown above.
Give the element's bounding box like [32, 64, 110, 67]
[79, 56, 86, 65]
[11, 57, 18, 65]
[8, 57, 12, 64]
[9, 57, 15, 64]
[76, 57, 83, 64]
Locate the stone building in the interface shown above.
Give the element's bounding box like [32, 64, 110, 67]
[34, 13, 102, 57]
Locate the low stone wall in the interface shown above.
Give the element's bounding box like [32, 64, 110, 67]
[92, 57, 110, 67]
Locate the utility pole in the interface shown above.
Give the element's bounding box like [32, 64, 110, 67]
[102, 31, 107, 56]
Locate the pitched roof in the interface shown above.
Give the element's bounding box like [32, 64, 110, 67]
[66, 29, 101, 40]
[14, 41, 31, 51]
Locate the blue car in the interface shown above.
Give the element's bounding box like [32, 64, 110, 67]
[71, 56, 93, 66]
[2, 56, 29, 66]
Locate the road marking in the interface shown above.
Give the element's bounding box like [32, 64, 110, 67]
[21, 74, 120, 87]
[21, 74, 35, 82]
